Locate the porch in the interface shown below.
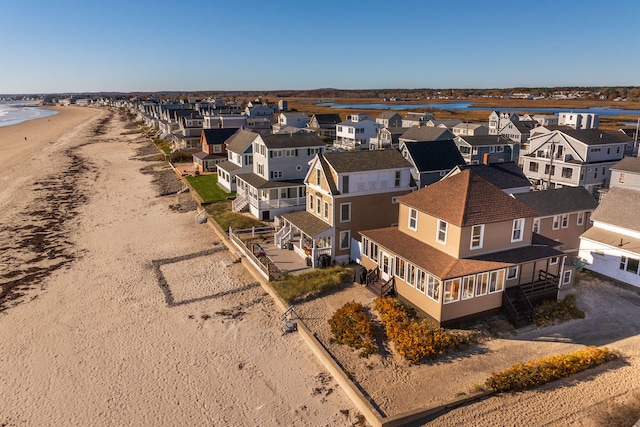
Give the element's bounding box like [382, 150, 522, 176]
[502, 270, 560, 328]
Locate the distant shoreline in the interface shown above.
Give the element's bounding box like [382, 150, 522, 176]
[0, 101, 58, 128]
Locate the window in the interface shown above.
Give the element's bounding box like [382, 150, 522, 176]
[488, 270, 505, 293]
[461, 276, 475, 299]
[476, 273, 489, 296]
[270, 170, 283, 179]
[213, 145, 222, 153]
[257, 163, 264, 177]
[511, 218, 524, 242]
[315, 169, 321, 186]
[529, 162, 539, 173]
[339, 231, 350, 250]
[470, 224, 484, 249]
[285, 149, 296, 157]
[620, 256, 640, 274]
[342, 175, 349, 194]
[395, 257, 405, 279]
[309, 195, 314, 212]
[552, 215, 561, 230]
[271, 150, 282, 158]
[337, 126, 342, 132]
[323, 201, 329, 219]
[427, 275, 440, 301]
[340, 203, 351, 222]
[437, 219, 448, 244]
[496, 145, 504, 152]
[444, 278, 461, 303]
[391, 196, 399, 204]
[577, 212, 585, 226]
[407, 264, 416, 287]
[416, 270, 426, 293]
[408, 208, 418, 231]
[550, 256, 559, 265]
[395, 171, 401, 187]
[561, 214, 569, 228]
[563, 270, 572, 285]
[507, 265, 518, 280]
[561, 167, 573, 179]
[544, 164, 555, 176]
[533, 218, 540, 233]
[316, 196, 321, 214]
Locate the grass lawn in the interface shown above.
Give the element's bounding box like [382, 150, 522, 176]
[185, 174, 233, 202]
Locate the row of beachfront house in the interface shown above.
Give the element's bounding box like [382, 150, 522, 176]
[125, 100, 640, 326]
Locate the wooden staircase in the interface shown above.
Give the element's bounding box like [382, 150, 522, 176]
[365, 268, 396, 298]
[503, 286, 534, 328]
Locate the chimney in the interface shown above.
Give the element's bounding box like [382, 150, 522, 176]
[483, 153, 490, 165]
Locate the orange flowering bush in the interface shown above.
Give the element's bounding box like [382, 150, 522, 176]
[485, 346, 620, 392]
[328, 301, 376, 357]
[374, 297, 472, 364]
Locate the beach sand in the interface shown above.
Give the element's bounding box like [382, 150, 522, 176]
[0, 107, 362, 426]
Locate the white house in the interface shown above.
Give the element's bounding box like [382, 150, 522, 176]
[334, 113, 380, 150]
[558, 112, 599, 129]
[579, 186, 640, 288]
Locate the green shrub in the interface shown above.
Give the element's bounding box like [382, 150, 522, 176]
[485, 346, 620, 392]
[328, 301, 376, 357]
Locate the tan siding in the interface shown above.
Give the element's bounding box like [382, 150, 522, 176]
[396, 279, 442, 323]
[459, 219, 534, 258]
[537, 212, 592, 251]
[441, 293, 502, 322]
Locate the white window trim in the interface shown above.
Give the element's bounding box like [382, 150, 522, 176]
[511, 218, 524, 243]
[340, 202, 351, 222]
[470, 224, 484, 250]
[561, 214, 569, 229]
[323, 201, 329, 219]
[552, 215, 560, 230]
[507, 265, 519, 280]
[339, 230, 351, 250]
[577, 212, 585, 226]
[562, 269, 572, 285]
[408, 208, 418, 231]
[550, 256, 559, 265]
[437, 219, 448, 245]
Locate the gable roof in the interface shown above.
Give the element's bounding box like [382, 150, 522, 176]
[590, 187, 640, 232]
[397, 169, 538, 226]
[455, 162, 531, 190]
[377, 111, 401, 120]
[402, 140, 465, 172]
[513, 187, 598, 217]
[322, 149, 412, 174]
[560, 129, 631, 145]
[202, 128, 238, 145]
[456, 135, 513, 147]
[400, 126, 453, 142]
[611, 156, 640, 174]
[261, 133, 325, 149]
[225, 130, 258, 153]
[310, 114, 342, 125]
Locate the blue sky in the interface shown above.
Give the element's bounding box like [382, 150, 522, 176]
[2, 0, 639, 94]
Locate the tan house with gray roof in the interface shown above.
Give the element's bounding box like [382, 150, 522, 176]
[275, 150, 414, 267]
[359, 169, 565, 327]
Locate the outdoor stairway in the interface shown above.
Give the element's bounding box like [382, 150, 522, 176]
[365, 269, 396, 298]
[232, 194, 249, 212]
[503, 286, 534, 328]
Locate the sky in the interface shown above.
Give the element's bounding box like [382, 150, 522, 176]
[2, 0, 639, 94]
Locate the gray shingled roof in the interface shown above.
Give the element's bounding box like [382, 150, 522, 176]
[513, 187, 598, 217]
[322, 149, 412, 173]
[561, 129, 631, 146]
[281, 210, 332, 237]
[262, 133, 325, 149]
[403, 141, 465, 172]
[226, 130, 258, 153]
[216, 160, 241, 173]
[457, 162, 531, 190]
[235, 173, 304, 189]
[590, 187, 640, 232]
[400, 126, 453, 142]
[611, 156, 640, 174]
[456, 135, 512, 147]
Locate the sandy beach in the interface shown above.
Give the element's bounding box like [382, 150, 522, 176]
[0, 107, 362, 426]
[2, 106, 639, 427]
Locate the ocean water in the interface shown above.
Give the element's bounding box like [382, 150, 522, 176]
[0, 101, 58, 128]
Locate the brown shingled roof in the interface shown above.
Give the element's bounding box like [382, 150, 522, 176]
[397, 169, 538, 226]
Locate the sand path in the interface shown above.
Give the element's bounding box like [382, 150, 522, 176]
[0, 107, 361, 426]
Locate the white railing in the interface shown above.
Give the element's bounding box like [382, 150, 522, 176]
[274, 224, 293, 248]
[232, 193, 249, 212]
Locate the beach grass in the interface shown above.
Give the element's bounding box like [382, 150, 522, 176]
[206, 201, 263, 231]
[270, 265, 352, 304]
[185, 174, 231, 202]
